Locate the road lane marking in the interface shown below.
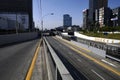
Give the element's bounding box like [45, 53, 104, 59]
[54, 37, 120, 76]
[25, 39, 42, 80]
[77, 59, 82, 62]
[91, 69, 105, 80]
[101, 59, 118, 68]
[69, 46, 120, 76]
[55, 36, 91, 52]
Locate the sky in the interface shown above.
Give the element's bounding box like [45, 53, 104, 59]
[33, 0, 120, 30]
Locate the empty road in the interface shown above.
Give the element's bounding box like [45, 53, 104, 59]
[0, 39, 39, 80]
[46, 36, 120, 80]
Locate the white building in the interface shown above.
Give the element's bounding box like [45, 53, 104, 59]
[99, 7, 112, 27]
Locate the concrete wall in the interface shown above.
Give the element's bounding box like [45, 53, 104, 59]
[60, 34, 106, 57]
[75, 32, 120, 43]
[72, 40, 106, 58]
[0, 32, 38, 46]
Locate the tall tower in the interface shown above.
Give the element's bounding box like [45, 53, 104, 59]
[98, 0, 108, 8]
[83, 9, 89, 30]
[63, 14, 72, 27]
[89, 0, 108, 23]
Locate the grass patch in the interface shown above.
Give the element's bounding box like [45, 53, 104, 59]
[82, 32, 120, 40]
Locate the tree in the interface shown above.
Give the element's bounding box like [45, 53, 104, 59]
[94, 21, 100, 32]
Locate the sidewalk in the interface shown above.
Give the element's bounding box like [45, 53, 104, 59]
[31, 48, 42, 80]
[31, 44, 48, 80]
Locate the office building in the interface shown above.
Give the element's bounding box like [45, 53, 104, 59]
[0, 13, 29, 30]
[99, 7, 112, 27]
[0, 17, 8, 30]
[0, 16, 25, 30]
[89, 0, 108, 23]
[111, 7, 120, 27]
[0, 0, 33, 30]
[63, 14, 72, 27]
[95, 9, 99, 22]
[83, 9, 89, 30]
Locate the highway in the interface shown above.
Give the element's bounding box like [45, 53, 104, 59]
[0, 39, 39, 80]
[0, 36, 120, 80]
[46, 36, 120, 80]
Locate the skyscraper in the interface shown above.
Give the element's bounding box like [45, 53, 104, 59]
[83, 9, 89, 30]
[89, 0, 108, 23]
[0, 0, 33, 30]
[111, 7, 120, 27]
[99, 7, 112, 27]
[63, 14, 72, 27]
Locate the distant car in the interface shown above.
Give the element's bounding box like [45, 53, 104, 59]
[49, 31, 56, 36]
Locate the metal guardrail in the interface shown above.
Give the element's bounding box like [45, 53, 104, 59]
[106, 55, 120, 62]
[44, 37, 74, 80]
[43, 41, 54, 80]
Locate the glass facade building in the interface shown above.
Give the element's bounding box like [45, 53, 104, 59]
[83, 9, 89, 30]
[111, 7, 120, 27]
[63, 14, 72, 27]
[0, 0, 33, 30]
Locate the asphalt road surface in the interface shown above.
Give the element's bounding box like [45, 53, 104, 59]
[0, 39, 39, 80]
[46, 37, 120, 80]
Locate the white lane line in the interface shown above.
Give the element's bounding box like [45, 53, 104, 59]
[101, 59, 117, 68]
[77, 59, 82, 62]
[91, 69, 105, 80]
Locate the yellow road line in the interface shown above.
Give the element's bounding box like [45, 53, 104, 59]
[25, 39, 42, 80]
[55, 36, 91, 52]
[54, 37, 120, 76]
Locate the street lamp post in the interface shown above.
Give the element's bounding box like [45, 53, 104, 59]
[41, 13, 54, 37]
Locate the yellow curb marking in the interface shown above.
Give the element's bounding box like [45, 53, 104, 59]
[25, 39, 42, 80]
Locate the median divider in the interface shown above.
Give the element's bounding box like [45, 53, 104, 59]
[43, 40, 54, 80]
[44, 37, 74, 80]
[25, 39, 42, 80]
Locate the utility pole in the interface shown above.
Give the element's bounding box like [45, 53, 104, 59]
[16, 13, 18, 34]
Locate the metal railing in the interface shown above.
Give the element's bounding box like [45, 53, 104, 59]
[44, 37, 74, 80]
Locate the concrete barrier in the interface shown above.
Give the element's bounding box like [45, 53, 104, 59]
[74, 32, 120, 43]
[44, 37, 74, 80]
[71, 40, 106, 58]
[0, 32, 38, 46]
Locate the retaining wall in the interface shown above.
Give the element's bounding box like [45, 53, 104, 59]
[0, 32, 38, 46]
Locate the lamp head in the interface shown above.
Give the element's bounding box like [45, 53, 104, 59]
[51, 13, 54, 15]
